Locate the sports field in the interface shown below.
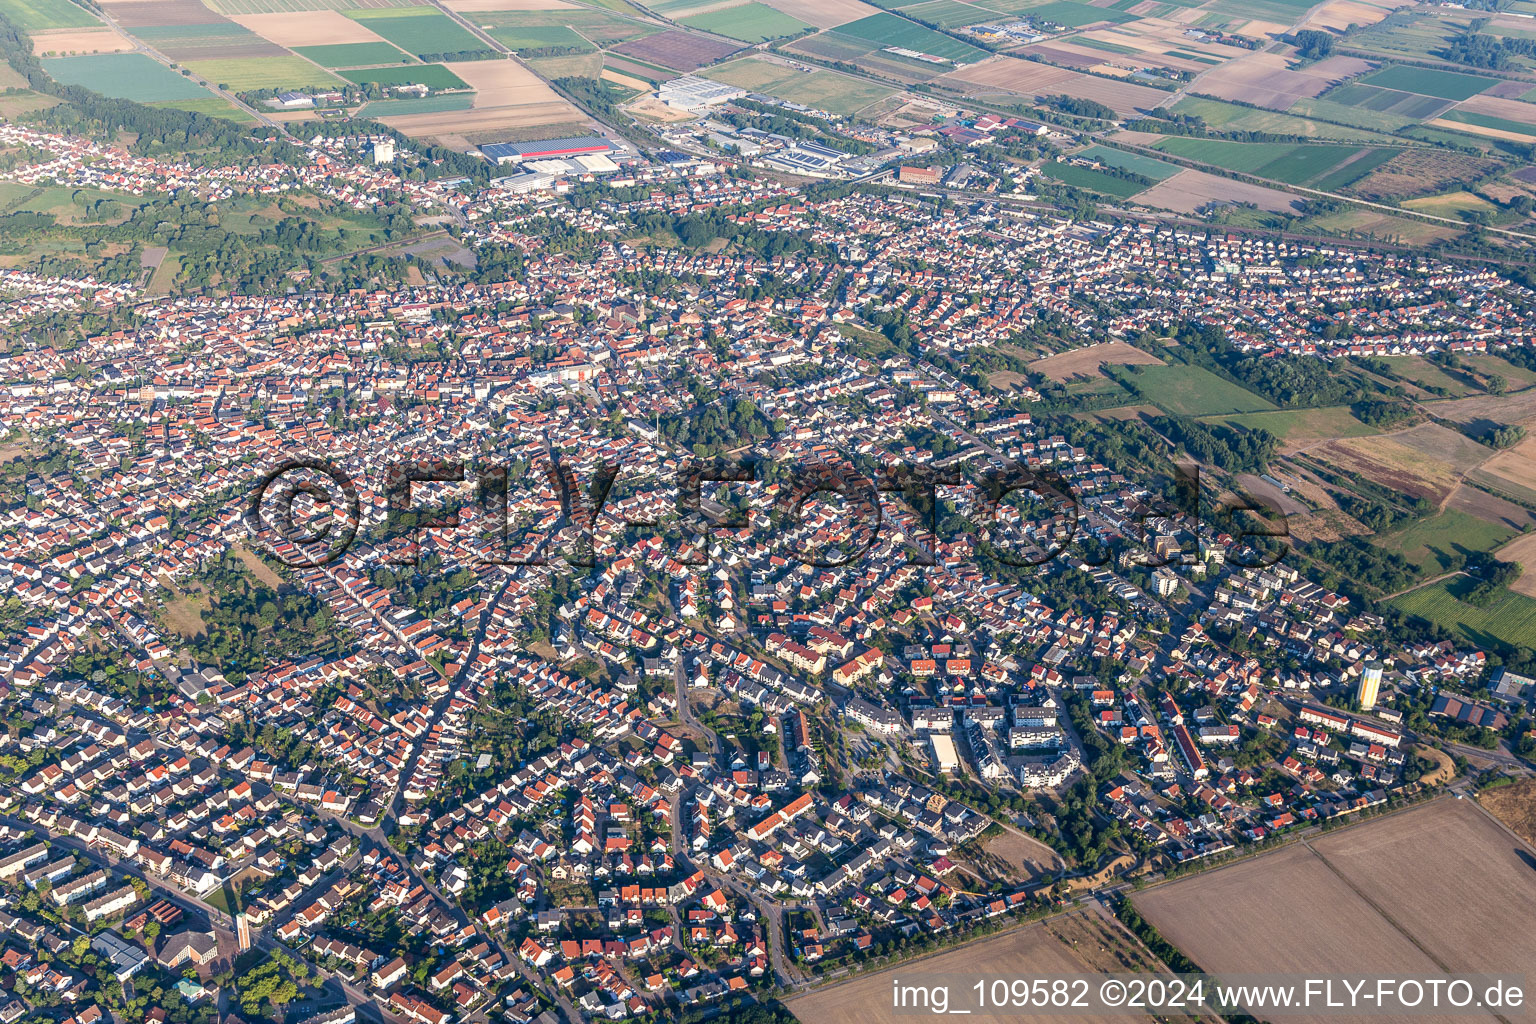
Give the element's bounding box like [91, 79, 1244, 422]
[348, 7, 487, 56]
[1074, 144, 1178, 180]
[294, 41, 411, 67]
[1129, 364, 1277, 416]
[42, 53, 211, 101]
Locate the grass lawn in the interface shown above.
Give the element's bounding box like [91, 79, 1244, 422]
[1208, 405, 1376, 445]
[9, 0, 97, 31]
[1392, 574, 1536, 651]
[293, 41, 412, 68]
[364, 93, 474, 114]
[148, 96, 257, 122]
[1371, 509, 1517, 577]
[42, 53, 209, 102]
[1128, 363, 1278, 416]
[681, 1, 813, 41]
[184, 57, 342, 91]
[1075, 144, 1178, 180]
[348, 8, 487, 57]
[1043, 161, 1150, 198]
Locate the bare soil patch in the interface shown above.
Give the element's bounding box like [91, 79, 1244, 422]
[230, 10, 388, 46]
[1479, 779, 1536, 849]
[1030, 341, 1164, 381]
[1136, 167, 1304, 214]
[29, 27, 132, 54]
[1495, 531, 1536, 598]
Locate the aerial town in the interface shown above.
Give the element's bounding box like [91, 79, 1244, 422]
[3, 0, 1536, 1021]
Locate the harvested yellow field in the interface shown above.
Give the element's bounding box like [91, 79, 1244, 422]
[1496, 531, 1536, 598]
[377, 100, 578, 138]
[1030, 341, 1165, 381]
[941, 56, 1169, 117]
[1480, 779, 1536, 848]
[1136, 799, 1536, 1024]
[601, 68, 651, 92]
[1428, 117, 1533, 143]
[29, 27, 132, 54]
[1308, 0, 1397, 31]
[230, 10, 387, 46]
[443, 59, 566, 107]
[785, 916, 1160, 1024]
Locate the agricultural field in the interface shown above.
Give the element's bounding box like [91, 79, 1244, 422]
[1029, 340, 1165, 381]
[348, 7, 487, 56]
[610, 28, 740, 71]
[1395, 575, 1536, 658]
[151, 95, 258, 121]
[8, 0, 99, 31]
[1479, 779, 1536, 848]
[1308, 423, 1490, 505]
[832, 11, 991, 62]
[184, 56, 342, 90]
[1042, 161, 1151, 198]
[940, 56, 1171, 116]
[679, 2, 812, 42]
[703, 56, 894, 115]
[1209, 405, 1377, 447]
[1015, 0, 1136, 27]
[1135, 799, 1536, 1024]
[785, 912, 1180, 1024]
[1192, 52, 1368, 109]
[339, 63, 470, 89]
[1473, 434, 1536, 510]
[362, 93, 474, 114]
[294, 41, 412, 67]
[41, 52, 212, 101]
[27, 26, 132, 55]
[1169, 95, 1397, 142]
[228, 9, 391, 47]
[471, 9, 658, 50]
[1343, 148, 1507, 202]
[1357, 63, 1497, 100]
[127, 21, 286, 61]
[1370, 509, 1517, 578]
[1149, 136, 1403, 190]
[755, 0, 877, 29]
[1135, 167, 1304, 214]
[1123, 364, 1277, 416]
[208, 0, 420, 11]
[1073, 144, 1178, 180]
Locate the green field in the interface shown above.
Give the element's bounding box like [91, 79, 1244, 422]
[1392, 575, 1536, 651]
[1043, 161, 1150, 198]
[1357, 64, 1496, 100]
[1440, 109, 1536, 139]
[1075, 144, 1178, 180]
[1128, 364, 1278, 416]
[184, 57, 342, 91]
[294, 42, 412, 68]
[1171, 96, 1397, 142]
[1151, 136, 1399, 188]
[1371, 510, 1517, 578]
[1209, 405, 1377, 444]
[681, 1, 812, 41]
[474, 8, 657, 47]
[898, 0, 1007, 26]
[339, 63, 470, 90]
[42, 53, 210, 102]
[703, 56, 894, 115]
[363, 93, 475, 115]
[1016, 0, 1136, 25]
[833, 11, 991, 61]
[8, 0, 97, 31]
[149, 95, 257, 123]
[348, 7, 487, 57]
[487, 24, 596, 52]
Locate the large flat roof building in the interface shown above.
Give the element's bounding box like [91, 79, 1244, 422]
[480, 136, 613, 165]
